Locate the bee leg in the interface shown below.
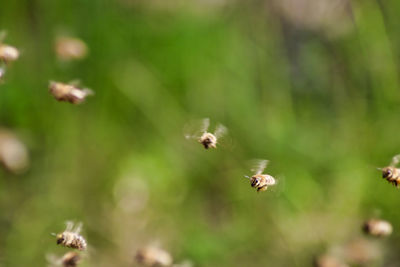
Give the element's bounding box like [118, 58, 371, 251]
[257, 186, 268, 192]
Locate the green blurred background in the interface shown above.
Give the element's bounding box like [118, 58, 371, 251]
[1, 0, 400, 266]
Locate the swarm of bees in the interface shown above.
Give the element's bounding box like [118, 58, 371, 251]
[362, 219, 392, 237]
[378, 154, 400, 187]
[135, 245, 173, 267]
[185, 118, 227, 149]
[47, 252, 81, 267]
[49, 81, 93, 104]
[55, 36, 88, 61]
[245, 159, 277, 192]
[53, 221, 87, 251]
[0, 31, 19, 82]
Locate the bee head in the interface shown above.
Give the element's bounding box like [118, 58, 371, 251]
[382, 167, 393, 179]
[251, 177, 260, 188]
[56, 233, 64, 244]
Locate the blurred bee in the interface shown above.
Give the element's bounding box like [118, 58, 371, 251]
[0, 31, 19, 63]
[49, 81, 93, 104]
[185, 118, 227, 149]
[135, 245, 173, 267]
[362, 219, 392, 237]
[47, 252, 81, 267]
[0, 31, 19, 82]
[55, 36, 88, 61]
[244, 159, 277, 192]
[378, 154, 400, 187]
[313, 254, 348, 267]
[53, 221, 87, 251]
[0, 129, 29, 174]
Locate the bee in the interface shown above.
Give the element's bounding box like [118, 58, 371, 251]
[313, 254, 348, 267]
[378, 154, 400, 187]
[47, 252, 81, 267]
[185, 118, 227, 149]
[49, 81, 93, 104]
[55, 36, 88, 61]
[0, 31, 19, 81]
[53, 221, 87, 251]
[135, 245, 173, 267]
[362, 219, 392, 237]
[0, 129, 29, 174]
[244, 159, 277, 192]
[0, 31, 19, 63]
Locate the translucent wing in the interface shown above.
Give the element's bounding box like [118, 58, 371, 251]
[65, 221, 74, 232]
[82, 88, 94, 96]
[390, 154, 400, 166]
[0, 31, 7, 43]
[68, 79, 82, 87]
[214, 123, 227, 139]
[183, 118, 209, 140]
[250, 159, 269, 174]
[200, 118, 210, 133]
[73, 222, 83, 234]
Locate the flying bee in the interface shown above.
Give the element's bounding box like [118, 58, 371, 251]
[49, 81, 93, 104]
[185, 118, 227, 149]
[0, 129, 29, 174]
[244, 159, 277, 192]
[362, 219, 392, 237]
[0, 31, 19, 63]
[55, 36, 88, 61]
[378, 154, 400, 187]
[47, 252, 81, 267]
[135, 245, 173, 267]
[53, 221, 87, 251]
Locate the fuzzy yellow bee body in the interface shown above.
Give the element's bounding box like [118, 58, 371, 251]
[363, 219, 392, 237]
[135, 245, 173, 267]
[55, 222, 87, 251]
[49, 81, 93, 104]
[185, 118, 227, 150]
[0, 44, 19, 62]
[245, 160, 277, 192]
[379, 155, 400, 187]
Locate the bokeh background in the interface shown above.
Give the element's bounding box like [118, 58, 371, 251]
[1, 0, 400, 266]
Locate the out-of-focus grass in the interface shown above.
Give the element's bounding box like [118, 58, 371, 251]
[1, 0, 400, 266]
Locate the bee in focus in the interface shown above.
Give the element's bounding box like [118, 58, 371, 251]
[362, 219, 392, 237]
[47, 252, 81, 267]
[378, 154, 400, 187]
[185, 118, 227, 149]
[55, 36, 88, 61]
[49, 81, 93, 104]
[244, 159, 277, 192]
[53, 221, 87, 251]
[0, 31, 19, 63]
[135, 245, 173, 267]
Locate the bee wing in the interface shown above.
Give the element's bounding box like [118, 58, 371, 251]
[65, 221, 74, 232]
[183, 118, 209, 140]
[200, 118, 210, 133]
[0, 31, 7, 43]
[82, 88, 94, 96]
[214, 123, 227, 139]
[73, 222, 83, 234]
[250, 159, 269, 174]
[390, 154, 400, 166]
[68, 79, 82, 87]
